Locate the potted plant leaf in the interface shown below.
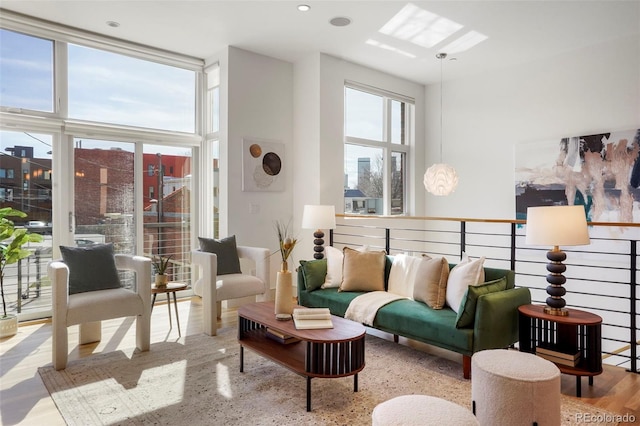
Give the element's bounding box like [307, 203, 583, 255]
[0, 208, 43, 338]
[152, 254, 172, 287]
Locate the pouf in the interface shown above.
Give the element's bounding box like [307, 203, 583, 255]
[372, 395, 479, 426]
[472, 349, 561, 426]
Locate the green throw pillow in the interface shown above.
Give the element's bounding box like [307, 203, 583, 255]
[299, 259, 327, 292]
[455, 276, 508, 328]
[198, 235, 242, 275]
[60, 243, 121, 295]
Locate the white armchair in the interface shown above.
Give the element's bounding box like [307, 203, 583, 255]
[191, 246, 270, 336]
[49, 254, 152, 370]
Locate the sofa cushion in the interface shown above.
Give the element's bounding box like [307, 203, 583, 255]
[198, 235, 241, 275]
[455, 276, 509, 328]
[375, 299, 474, 354]
[299, 287, 366, 317]
[446, 253, 485, 313]
[60, 243, 121, 295]
[298, 259, 327, 292]
[339, 247, 386, 292]
[413, 256, 450, 309]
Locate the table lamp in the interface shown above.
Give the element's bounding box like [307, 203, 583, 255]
[301, 205, 336, 260]
[525, 205, 590, 316]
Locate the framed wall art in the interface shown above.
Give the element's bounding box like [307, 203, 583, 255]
[242, 138, 285, 192]
[515, 128, 640, 223]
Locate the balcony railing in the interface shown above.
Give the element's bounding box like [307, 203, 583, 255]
[331, 214, 639, 374]
[2, 221, 192, 321]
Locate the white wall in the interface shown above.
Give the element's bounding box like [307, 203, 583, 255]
[223, 47, 294, 285]
[292, 53, 426, 260]
[424, 34, 640, 219]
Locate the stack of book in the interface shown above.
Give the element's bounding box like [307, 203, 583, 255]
[265, 328, 300, 344]
[293, 308, 333, 330]
[536, 344, 581, 367]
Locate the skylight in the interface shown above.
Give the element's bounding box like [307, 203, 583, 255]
[376, 3, 488, 55]
[365, 39, 417, 58]
[379, 3, 462, 49]
[440, 30, 488, 54]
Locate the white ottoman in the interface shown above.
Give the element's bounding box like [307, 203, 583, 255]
[472, 349, 561, 426]
[372, 395, 479, 426]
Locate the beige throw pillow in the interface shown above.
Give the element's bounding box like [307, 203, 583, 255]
[445, 253, 486, 314]
[412, 255, 450, 309]
[339, 247, 386, 292]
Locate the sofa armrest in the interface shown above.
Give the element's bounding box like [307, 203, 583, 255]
[472, 287, 531, 352]
[297, 267, 307, 298]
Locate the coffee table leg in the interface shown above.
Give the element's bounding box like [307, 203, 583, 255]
[306, 376, 311, 412]
[354, 373, 358, 392]
[240, 345, 244, 372]
[576, 376, 582, 397]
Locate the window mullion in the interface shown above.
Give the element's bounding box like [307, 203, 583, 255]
[54, 41, 68, 119]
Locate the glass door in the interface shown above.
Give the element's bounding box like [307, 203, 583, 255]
[142, 144, 192, 284]
[0, 130, 54, 319]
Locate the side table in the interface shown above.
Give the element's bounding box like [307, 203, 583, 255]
[518, 304, 602, 397]
[152, 282, 188, 336]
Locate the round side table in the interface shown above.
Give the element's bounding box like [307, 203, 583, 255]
[152, 282, 188, 336]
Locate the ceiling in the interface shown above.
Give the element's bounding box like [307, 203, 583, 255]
[1, 1, 638, 85]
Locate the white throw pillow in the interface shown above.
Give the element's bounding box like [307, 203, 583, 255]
[445, 253, 486, 313]
[322, 245, 369, 289]
[388, 253, 417, 298]
[322, 246, 344, 288]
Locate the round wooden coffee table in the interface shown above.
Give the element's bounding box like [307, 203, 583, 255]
[238, 301, 366, 412]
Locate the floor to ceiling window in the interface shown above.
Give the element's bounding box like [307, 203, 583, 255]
[0, 17, 203, 320]
[343, 84, 413, 215]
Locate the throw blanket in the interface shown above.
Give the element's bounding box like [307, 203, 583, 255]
[345, 291, 407, 326]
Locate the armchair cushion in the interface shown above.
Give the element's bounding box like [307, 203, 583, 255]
[198, 235, 241, 275]
[60, 243, 121, 295]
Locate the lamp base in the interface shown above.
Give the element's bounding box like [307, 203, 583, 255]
[313, 229, 325, 260]
[544, 247, 570, 316]
[543, 306, 569, 316]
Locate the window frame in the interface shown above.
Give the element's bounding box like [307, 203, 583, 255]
[344, 82, 413, 216]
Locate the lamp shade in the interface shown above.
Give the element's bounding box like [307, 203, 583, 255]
[525, 205, 590, 246]
[423, 163, 459, 196]
[301, 205, 336, 230]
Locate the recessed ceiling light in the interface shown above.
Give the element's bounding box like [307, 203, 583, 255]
[330, 17, 351, 27]
[106, 21, 120, 28]
[297, 4, 310, 12]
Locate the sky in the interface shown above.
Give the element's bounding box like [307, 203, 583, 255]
[0, 28, 398, 188]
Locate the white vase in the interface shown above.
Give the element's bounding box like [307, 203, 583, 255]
[0, 314, 18, 338]
[274, 269, 293, 316]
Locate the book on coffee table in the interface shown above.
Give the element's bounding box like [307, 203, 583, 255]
[293, 308, 333, 329]
[265, 328, 300, 344]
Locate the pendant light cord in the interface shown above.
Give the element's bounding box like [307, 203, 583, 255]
[439, 54, 443, 163]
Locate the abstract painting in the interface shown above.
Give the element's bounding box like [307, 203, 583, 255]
[515, 129, 640, 222]
[242, 138, 285, 192]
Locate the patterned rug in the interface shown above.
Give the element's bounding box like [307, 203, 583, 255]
[38, 326, 618, 425]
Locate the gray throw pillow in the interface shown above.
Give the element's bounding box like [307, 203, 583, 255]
[60, 243, 121, 295]
[198, 235, 242, 275]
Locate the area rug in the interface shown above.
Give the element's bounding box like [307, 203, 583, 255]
[38, 327, 618, 425]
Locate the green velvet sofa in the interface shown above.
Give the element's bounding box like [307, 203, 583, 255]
[297, 256, 531, 379]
